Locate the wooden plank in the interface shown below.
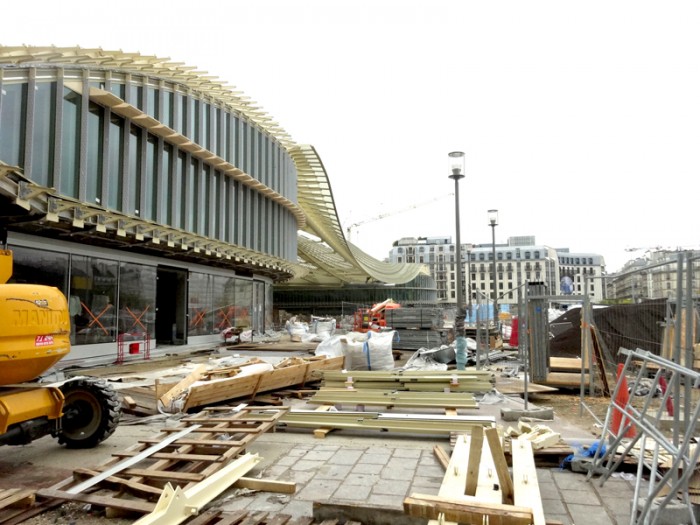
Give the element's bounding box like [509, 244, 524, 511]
[159, 364, 209, 409]
[404, 493, 533, 525]
[0, 489, 35, 509]
[465, 427, 483, 496]
[484, 427, 514, 505]
[512, 437, 546, 525]
[433, 445, 451, 470]
[475, 435, 502, 504]
[543, 372, 590, 387]
[72, 468, 162, 498]
[549, 357, 586, 371]
[233, 477, 296, 494]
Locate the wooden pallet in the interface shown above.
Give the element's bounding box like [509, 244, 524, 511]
[6, 406, 289, 524]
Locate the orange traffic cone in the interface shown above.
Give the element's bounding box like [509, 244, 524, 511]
[611, 363, 636, 438]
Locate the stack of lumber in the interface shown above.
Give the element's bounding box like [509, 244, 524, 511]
[319, 369, 495, 393]
[307, 388, 479, 409]
[280, 410, 495, 437]
[166, 355, 344, 412]
[404, 427, 545, 525]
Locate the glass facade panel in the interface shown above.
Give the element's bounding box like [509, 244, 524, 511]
[174, 93, 185, 135]
[8, 245, 69, 292]
[212, 275, 236, 333]
[162, 90, 173, 128]
[188, 272, 212, 336]
[59, 88, 81, 198]
[109, 82, 126, 100]
[234, 279, 252, 328]
[107, 113, 125, 210]
[144, 135, 157, 221]
[30, 81, 56, 187]
[71, 255, 119, 345]
[118, 262, 156, 341]
[127, 125, 142, 215]
[175, 151, 186, 229]
[86, 102, 104, 205]
[0, 82, 27, 166]
[146, 87, 158, 119]
[161, 143, 173, 224]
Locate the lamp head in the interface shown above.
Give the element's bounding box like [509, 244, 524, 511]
[448, 151, 465, 180]
[488, 209, 498, 226]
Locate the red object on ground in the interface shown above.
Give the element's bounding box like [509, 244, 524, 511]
[509, 317, 519, 346]
[611, 363, 636, 438]
[658, 375, 674, 416]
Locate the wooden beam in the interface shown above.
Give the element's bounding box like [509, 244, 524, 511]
[433, 445, 451, 470]
[484, 427, 514, 505]
[404, 493, 533, 525]
[512, 437, 546, 525]
[159, 364, 208, 410]
[233, 477, 296, 494]
[465, 427, 483, 496]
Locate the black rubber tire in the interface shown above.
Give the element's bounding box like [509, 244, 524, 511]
[57, 378, 121, 449]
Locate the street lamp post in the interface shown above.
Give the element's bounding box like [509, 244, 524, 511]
[448, 152, 467, 369]
[488, 209, 499, 329]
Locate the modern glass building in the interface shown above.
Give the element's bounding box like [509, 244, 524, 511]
[0, 47, 425, 364]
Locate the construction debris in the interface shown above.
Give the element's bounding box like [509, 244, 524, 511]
[7, 406, 289, 524]
[115, 355, 344, 414]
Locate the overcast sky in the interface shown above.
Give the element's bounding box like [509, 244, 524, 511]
[4, 1, 699, 272]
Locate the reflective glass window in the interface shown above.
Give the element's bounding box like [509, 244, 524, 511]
[107, 113, 125, 211]
[161, 143, 173, 224]
[174, 93, 185, 135]
[30, 82, 56, 186]
[187, 157, 198, 232]
[146, 87, 158, 119]
[212, 169, 221, 239]
[86, 102, 104, 205]
[0, 83, 27, 168]
[202, 102, 210, 151]
[144, 135, 157, 221]
[212, 275, 236, 333]
[175, 151, 187, 229]
[203, 164, 211, 236]
[60, 88, 81, 198]
[8, 245, 69, 292]
[71, 255, 119, 345]
[234, 279, 252, 328]
[188, 272, 212, 336]
[128, 83, 143, 110]
[188, 98, 200, 143]
[127, 124, 142, 216]
[110, 82, 126, 100]
[118, 262, 156, 341]
[162, 90, 173, 128]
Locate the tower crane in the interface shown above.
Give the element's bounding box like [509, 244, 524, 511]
[345, 193, 454, 241]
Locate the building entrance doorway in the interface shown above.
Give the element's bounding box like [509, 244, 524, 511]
[156, 266, 188, 345]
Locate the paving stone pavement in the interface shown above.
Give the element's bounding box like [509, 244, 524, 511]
[218, 430, 643, 525]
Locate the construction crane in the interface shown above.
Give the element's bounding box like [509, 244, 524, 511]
[345, 193, 454, 241]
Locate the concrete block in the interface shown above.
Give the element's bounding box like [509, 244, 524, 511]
[500, 406, 554, 421]
[636, 497, 700, 525]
